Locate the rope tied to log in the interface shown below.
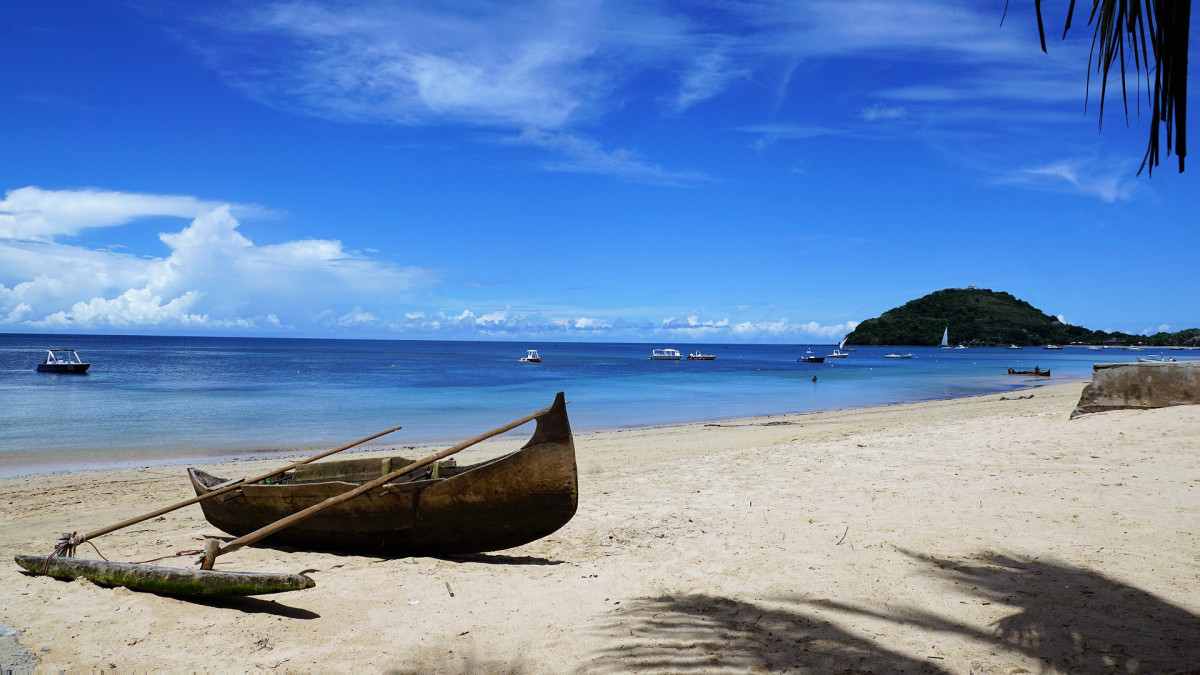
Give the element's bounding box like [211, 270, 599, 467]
[54, 532, 80, 558]
[44, 532, 109, 573]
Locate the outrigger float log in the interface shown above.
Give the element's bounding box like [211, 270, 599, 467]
[15, 394, 574, 596]
[13, 555, 315, 596]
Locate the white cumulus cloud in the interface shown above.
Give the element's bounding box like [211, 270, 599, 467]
[0, 187, 433, 332]
[0, 186, 273, 240]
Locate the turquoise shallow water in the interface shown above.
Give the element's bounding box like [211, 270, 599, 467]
[2, 333, 1195, 477]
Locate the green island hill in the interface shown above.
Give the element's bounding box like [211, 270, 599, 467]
[845, 287, 1200, 348]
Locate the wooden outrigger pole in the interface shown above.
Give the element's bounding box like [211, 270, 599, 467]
[60, 423, 406, 554]
[15, 425, 405, 595]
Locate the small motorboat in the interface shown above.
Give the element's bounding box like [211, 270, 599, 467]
[797, 348, 825, 363]
[518, 349, 542, 363]
[1007, 344, 1023, 350]
[1137, 354, 1176, 363]
[884, 353, 915, 359]
[686, 350, 716, 360]
[1007, 366, 1051, 376]
[829, 337, 851, 358]
[650, 348, 682, 360]
[35, 349, 90, 374]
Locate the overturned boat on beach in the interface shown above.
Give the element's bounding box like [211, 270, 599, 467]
[187, 392, 578, 556]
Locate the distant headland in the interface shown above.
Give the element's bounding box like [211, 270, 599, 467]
[846, 287, 1200, 347]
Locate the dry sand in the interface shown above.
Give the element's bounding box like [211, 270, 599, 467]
[1, 382, 1198, 673]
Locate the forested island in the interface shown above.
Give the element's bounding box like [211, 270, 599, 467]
[846, 288, 1200, 347]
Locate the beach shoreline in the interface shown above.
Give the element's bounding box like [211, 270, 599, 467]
[0, 377, 1075, 481]
[2, 381, 1197, 672]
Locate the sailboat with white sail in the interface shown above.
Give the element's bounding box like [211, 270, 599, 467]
[939, 327, 967, 349]
[827, 335, 850, 358]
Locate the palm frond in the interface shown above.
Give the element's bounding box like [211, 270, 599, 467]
[1036, 0, 1190, 175]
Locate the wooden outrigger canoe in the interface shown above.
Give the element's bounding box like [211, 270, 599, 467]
[1007, 367, 1051, 376]
[14, 555, 313, 596]
[187, 392, 578, 556]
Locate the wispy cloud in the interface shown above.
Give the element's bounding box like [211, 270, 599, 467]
[511, 128, 714, 186]
[193, 1, 631, 129]
[173, 1, 1107, 189]
[671, 49, 746, 113]
[861, 104, 906, 122]
[998, 158, 1134, 203]
[737, 123, 841, 153]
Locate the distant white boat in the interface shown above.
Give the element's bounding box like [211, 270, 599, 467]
[1137, 354, 1176, 363]
[1087, 346, 1104, 351]
[1043, 344, 1063, 350]
[650, 348, 682, 360]
[827, 337, 850, 358]
[518, 349, 541, 363]
[884, 353, 915, 359]
[686, 350, 716, 361]
[1007, 344, 1023, 350]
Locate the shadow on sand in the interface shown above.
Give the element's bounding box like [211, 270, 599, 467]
[184, 594, 320, 619]
[434, 552, 564, 566]
[577, 549, 1200, 673]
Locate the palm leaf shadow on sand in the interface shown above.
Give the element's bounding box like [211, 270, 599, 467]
[813, 549, 1200, 673]
[576, 593, 951, 674]
[576, 550, 1198, 673]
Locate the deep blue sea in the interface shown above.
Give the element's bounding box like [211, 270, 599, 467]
[2, 333, 1196, 478]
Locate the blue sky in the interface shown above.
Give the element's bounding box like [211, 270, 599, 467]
[2, 1, 1196, 343]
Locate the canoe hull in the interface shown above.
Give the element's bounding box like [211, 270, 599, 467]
[189, 393, 578, 556]
[14, 555, 313, 596]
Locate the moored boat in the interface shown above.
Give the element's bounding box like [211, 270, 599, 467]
[518, 349, 542, 362]
[884, 353, 915, 359]
[187, 392, 578, 556]
[35, 349, 90, 373]
[797, 348, 825, 363]
[828, 337, 851, 358]
[1007, 367, 1051, 376]
[650, 348, 682, 360]
[686, 350, 716, 360]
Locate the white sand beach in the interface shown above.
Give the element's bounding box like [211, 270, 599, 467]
[1, 381, 1198, 673]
